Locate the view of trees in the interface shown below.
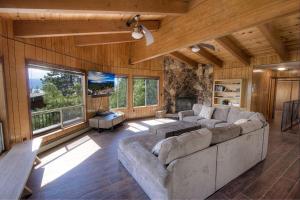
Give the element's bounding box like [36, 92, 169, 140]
[133, 79, 146, 107]
[40, 70, 83, 110]
[133, 78, 158, 107]
[29, 68, 84, 133]
[109, 77, 127, 109]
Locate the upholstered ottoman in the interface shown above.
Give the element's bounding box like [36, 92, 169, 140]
[149, 121, 202, 138]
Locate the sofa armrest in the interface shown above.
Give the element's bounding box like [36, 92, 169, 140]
[262, 123, 269, 160]
[178, 110, 194, 120]
[166, 146, 217, 200]
[125, 142, 169, 187]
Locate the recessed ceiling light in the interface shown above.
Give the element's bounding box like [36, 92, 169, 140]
[253, 69, 263, 73]
[277, 67, 287, 71]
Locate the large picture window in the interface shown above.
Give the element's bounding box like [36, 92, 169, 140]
[133, 78, 159, 107]
[109, 77, 128, 109]
[28, 63, 85, 135]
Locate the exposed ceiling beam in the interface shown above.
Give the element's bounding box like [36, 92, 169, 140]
[257, 23, 288, 61]
[0, 0, 189, 15]
[75, 34, 136, 46]
[215, 36, 251, 65]
[13, 20, 160, 38]
[130, 0, 299, 64]
[169, 51, 199, 67]
[190, 48, 223, 67]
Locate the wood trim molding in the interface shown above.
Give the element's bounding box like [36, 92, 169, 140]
[257, 23, 288, 61]
[13, 20, 160, 38]
[215, 36, 251, 65]
[0, 0, 189, 15]
[169, 51, 199, 67]
[130, 0, 299, 64]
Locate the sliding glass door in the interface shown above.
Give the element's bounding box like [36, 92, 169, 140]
[27, 63, 85, 135]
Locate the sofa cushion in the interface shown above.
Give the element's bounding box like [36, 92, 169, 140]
[214, 122, 233, 128]
[198, 119, 223, 128]
[237, 120, 264, 134]
[227, 107, 255, 123]
[249, 112, 267, 126]
[158, 128, 212, 165]
[212, 107, 230, 121]
[199, 105, 215, 119]
[182, 116, 203, 123]
[192, 104, 202, 116]
[209, 124, 241, 145]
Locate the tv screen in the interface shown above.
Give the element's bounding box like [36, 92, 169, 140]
[88, 71, 115, 97]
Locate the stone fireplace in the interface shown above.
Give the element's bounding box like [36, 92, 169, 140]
[164, 56, 213, 114]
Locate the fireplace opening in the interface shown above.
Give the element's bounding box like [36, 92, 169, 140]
[175, 96, 197, 113]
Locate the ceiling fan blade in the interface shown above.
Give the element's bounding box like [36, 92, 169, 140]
[140, 25, 154, 46]
[199, 43, 215, 51]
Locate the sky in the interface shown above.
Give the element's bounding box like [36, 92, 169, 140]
[28, 68, 50, 79]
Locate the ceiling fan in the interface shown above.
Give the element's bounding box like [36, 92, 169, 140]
[126, 15, 154, 46]
[191, 43, 215, 52]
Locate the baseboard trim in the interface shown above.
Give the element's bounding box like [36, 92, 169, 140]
[39, 127, 92, 153]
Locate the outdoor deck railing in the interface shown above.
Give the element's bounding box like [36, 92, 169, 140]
[31, 104, 85, 135]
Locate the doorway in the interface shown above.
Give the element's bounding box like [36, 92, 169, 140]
[271, 78, 300, 131]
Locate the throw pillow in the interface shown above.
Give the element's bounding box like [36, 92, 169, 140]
[199, 105, 215, 119]
[249, 112, 267, 126]
[192, 104, 203, 116]
[238, 120, 264, 134]
[151, 139, 165, 156]
[158, 128, 212, 165]
[234, 118, 249, 125]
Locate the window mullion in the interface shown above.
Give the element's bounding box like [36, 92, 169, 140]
[116, 78, 119, 108]
[145, 79, 147, 106]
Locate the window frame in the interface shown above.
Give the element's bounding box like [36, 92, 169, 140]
[109, 76, 128, 109]
[26, 60, 86, 136]
[133, 77, 159, 108]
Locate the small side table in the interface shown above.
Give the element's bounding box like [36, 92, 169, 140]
[156, 110, 166, 118]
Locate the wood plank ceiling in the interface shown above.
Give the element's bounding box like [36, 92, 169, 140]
[0, 0, 299, 67]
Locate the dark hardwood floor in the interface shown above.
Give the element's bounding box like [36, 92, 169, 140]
[27, 116, 300, 200]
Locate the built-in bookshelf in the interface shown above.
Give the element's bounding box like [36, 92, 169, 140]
[213, 79, 244, 107]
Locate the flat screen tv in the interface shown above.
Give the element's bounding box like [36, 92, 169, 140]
[88, 71, 115, 97]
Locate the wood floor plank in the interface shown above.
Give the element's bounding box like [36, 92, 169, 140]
[286, 179, 300, 200]
[27, 117, 299, 200]
[262, 177, 296, 199]
[243, 145, 299, 199]
[283, 158, 300, 181]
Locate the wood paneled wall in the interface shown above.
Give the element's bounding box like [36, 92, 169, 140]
[251, 69, 273, 119]
[0, 19, 164, 148]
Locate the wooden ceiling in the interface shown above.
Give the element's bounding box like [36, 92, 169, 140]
[0, 0, 299, 67]
[173, 12, 300, 66]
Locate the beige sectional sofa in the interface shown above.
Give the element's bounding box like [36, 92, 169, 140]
[118, 104, 269, 200]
